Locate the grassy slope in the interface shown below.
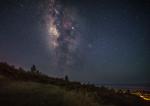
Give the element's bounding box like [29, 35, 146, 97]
[0, 77, 104, 106]
[0, 63, 149, 106]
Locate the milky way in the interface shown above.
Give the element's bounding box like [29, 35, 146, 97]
[43, 0, 81, 74]
[0, 0, 149, 83]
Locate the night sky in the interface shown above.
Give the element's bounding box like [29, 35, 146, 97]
[0, 0, 150, 84]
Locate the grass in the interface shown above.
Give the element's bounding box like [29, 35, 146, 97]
[1, 63, 148, 106]
[0, 80, 103, 106]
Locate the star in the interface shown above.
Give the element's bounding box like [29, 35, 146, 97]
[88, 43, 93, 48]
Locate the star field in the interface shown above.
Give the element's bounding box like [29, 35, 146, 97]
[0, 0, 150, 84]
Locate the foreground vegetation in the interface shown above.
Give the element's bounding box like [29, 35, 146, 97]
[0, 62, 149, 106]
[0, 80, 100, 106]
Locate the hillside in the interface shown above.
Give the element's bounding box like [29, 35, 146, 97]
[0, 80, 100, 106]
[0, 62, 149, 106]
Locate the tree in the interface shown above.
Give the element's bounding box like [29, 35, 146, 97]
[65, 75, 69, 81]
[31, 65, 37, 73]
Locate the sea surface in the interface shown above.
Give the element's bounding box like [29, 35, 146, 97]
[97, 83, 150, 91]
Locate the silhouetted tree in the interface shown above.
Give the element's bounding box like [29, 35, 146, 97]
[65, 75, 69, 81]
[31, 65, 37, 73]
